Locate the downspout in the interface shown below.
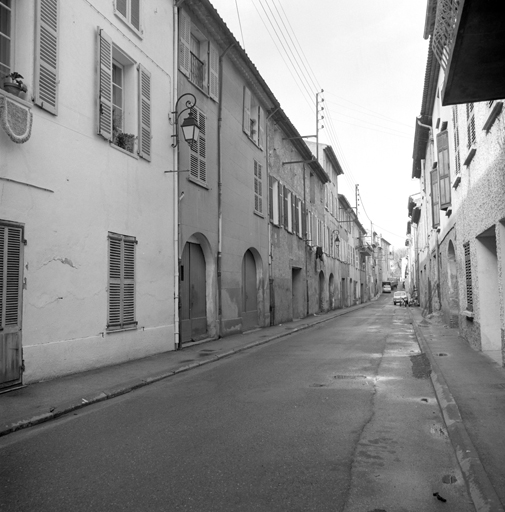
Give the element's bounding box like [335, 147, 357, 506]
[304, 164, 309, 316]
[265, 107, 280, 326]
[217, 42, 235, 337]
[173, 3, 181, 349]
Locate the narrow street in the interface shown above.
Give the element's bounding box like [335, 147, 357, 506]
[0, 296, 473, 512]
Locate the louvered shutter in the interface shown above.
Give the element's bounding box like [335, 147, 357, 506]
[278, 183, 284, 226]
[243, 87, 251, 136]
[269, 176, 273, 220]
[0, 225, 23, 329]
[254, 161, 262, 213]
[138, 64, 152, 161]
[34, 0, 59, 115]
[464, 242, 473, 312]
[97, 28, 113, 140]
[258, 106, 264, 149]
[437, 131, 451, 210]
[283, 186, 289, 229]
[430, 167, 440, 228]
[189, 107, 206, 183]
[209, 42, 219, 101]
[291, 192, 296, 233]
[108, 233, 136, 329]
[130, 0, 140, 31]
[122, 237, 136, 325]
[179, 10, 191, 77]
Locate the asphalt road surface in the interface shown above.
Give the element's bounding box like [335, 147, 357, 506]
[0, 295, 473, 511]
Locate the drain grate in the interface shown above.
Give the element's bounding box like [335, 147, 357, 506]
[437, 353, 448, 357]
[334, 374, 368, 380]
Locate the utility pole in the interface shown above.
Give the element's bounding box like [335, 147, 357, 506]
[355, 184, 359, 217]
[316, 89, 324, 162]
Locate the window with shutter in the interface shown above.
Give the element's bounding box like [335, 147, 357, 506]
[98, 29, 113, 140]
[466, 102, 476, 149]
[283, 186, 289, 229]
[209, 42, 219, 102]
[114, 0, 141, 35]
[437, 131, 451, 210]
[189, 106, 207, 184]
[278, 184, 284, 227]
[34, 0, 59, 115]
[254, 160, 263, 214]
[463, 242, 473, 312]
[243, 86, 264, 148]
[108, 232, 137, 331]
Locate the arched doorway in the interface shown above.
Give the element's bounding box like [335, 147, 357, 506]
[180, 242, 207, 343]
[319, 271, 325, 312]
[329, 274, 335, 310]
[447, 241, 460, 327]
[242, 250, 258, 331]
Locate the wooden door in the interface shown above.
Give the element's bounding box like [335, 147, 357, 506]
[0, 223, 24, 390]
[242, 250, 258, 331]
[180, 243, 207, 343]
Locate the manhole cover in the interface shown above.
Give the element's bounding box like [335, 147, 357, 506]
[334, 375, 368, 380]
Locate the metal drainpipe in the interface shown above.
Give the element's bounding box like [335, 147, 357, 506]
[265, 107, 280, 326]
[304, 164, 310, 316]
[173, 3, 181, 349]
[217, 42, 235, 337]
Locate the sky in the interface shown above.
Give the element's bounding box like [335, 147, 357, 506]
[208, 0, 430, 249]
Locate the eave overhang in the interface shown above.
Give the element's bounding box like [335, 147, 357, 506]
[323, 146, 344, 176]
[434, 0, 505, 105]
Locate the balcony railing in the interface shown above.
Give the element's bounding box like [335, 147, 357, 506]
[190, 52, 204, 90]
[432, 0, 461, 70]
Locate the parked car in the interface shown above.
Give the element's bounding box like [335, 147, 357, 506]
[382, 282, 392, 293]
[393, 291, 407, 305]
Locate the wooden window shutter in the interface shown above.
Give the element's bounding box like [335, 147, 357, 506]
[178, 10, 191, 77]
[108, 233, 136, 330]
[97, 28, 113, 140]
[0, 225, 23, 329]
[138, 64, 152, 161]
[34, 0, 59, 115]
[283, 186, 289, 229]
[291, 192, 296, 233]
[269, 175, 273, 220]
[437, 131, 451, 210]
[463, 242, 473, 311]
[430, 168, 440, 228]
[243, 87, 251, 136]
[254, 160, 262, 213]
[130, 0, 140, 31]
[278, 184, 284, 226]
[189, 107, 206, 183]
[258, 106, 265, 149]
[209, 42, 219, 101]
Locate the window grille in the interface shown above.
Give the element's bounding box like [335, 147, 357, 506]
[463, 242, 473, 311]
[466, 102, 476, 149]
[254, 160, 263, 214]
[452, 106, 461, 175]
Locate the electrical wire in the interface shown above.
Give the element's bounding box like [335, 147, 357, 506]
[234, 0, 246, 49]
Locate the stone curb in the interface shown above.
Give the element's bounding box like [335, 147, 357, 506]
[0, 299, 376, 439]
[409, 312, 505, 512]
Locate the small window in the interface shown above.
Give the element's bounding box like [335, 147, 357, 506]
[466, 102, 476, 149]
[269, 177, 279, 225]
[115, 0, 141, 35]
[108, 232, 137, 331]
[430, 167, 440, 228]
[254, 160, 263, 214]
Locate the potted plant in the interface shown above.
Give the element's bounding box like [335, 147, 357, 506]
[114, 131, 136, 153]
[3, 72, 28, 97]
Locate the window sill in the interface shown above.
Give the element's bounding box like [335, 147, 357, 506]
[452, 175, 461, 189]
[0, 88, 32, 108]
[254, 210, 265, 219]
[462, 310, 474, 319]
[187, 175, 209, 189]
[483, 101, 503, 132]
[106, 324, 138, 334]
[110, 142, 139, 159]
[464, 146, 476, 167]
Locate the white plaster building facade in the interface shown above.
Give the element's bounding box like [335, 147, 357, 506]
[0, 0, 177, 388]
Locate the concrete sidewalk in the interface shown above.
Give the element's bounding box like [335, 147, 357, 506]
[0, 300, 373, 438]
[409, 307, 505, 512]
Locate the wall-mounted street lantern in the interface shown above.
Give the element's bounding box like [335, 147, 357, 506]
[171, 93, 200, 148]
